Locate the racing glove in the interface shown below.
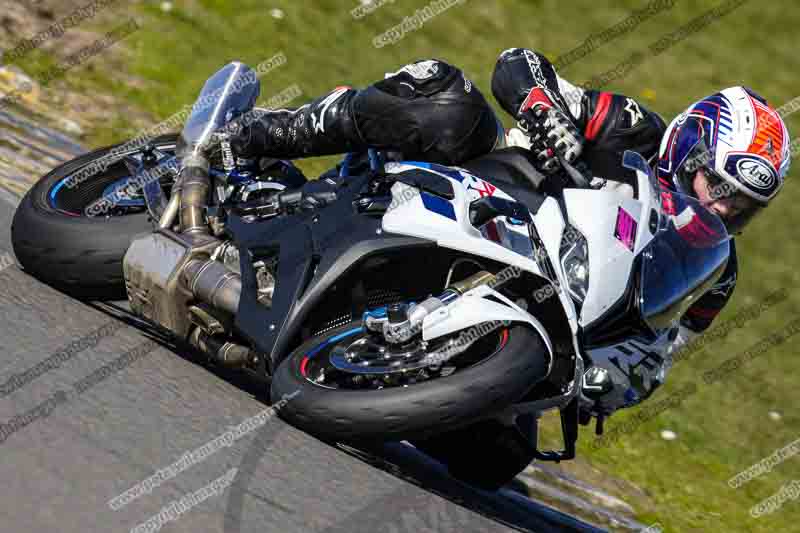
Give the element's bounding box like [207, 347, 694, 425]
[517, 88, 584, 173]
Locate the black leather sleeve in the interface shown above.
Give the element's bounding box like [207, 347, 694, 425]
[681, 240, 739, 332]
[238, 87, 364, 159]
[244, 59, 500, 165]
[577, 89, 667, 184]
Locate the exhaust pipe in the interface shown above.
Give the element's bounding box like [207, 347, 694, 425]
[159, 192, 181, 230]
[176, 154, 245, 315]
[179, 155, 211, 235]
[183, 259, 242, 315]
[189, 328, 251, 368]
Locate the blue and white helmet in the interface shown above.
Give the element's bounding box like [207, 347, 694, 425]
[657, 87, 791, 233]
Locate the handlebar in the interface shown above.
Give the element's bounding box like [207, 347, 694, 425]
[557, 157, 593, 189]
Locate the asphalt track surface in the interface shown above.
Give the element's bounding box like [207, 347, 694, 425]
[0, 196, 608, 533]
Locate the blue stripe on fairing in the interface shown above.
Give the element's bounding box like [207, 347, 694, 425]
[306, 327, 364, 359]
[421, 191, 457, 220]
[49, 176, 73, 206]
[403, 161, 432, 169]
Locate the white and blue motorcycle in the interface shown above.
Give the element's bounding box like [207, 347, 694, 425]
[11, 63, 730, 490]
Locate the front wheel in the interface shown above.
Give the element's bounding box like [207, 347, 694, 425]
[269, 319, 550, 442]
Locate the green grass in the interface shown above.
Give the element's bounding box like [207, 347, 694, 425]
[13, 1, 800, 531]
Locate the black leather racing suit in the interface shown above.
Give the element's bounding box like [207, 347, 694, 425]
[238, 51, 736, 333]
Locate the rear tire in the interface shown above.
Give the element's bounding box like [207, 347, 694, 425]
[11, 134, 178, 300]
[412, 420, 536, 491]
[270, 320, 550, 442]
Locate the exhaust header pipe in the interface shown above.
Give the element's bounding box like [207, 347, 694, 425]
[179, 155, 211, 235]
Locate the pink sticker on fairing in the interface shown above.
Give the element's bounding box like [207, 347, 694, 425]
[615, 207, 637, 251]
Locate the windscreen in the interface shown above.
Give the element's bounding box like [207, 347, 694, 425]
[180, 62, 260, 156]
[621, 150, 731, 334]
[639, 189, 730, 332]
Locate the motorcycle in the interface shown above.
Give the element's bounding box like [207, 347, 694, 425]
[11, 62, 730, 490]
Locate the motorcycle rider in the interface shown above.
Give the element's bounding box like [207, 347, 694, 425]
[227, 48, 791, 416]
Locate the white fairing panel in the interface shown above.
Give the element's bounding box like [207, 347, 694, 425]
[380, 163, 543, 276]
[421, 285, 554, 361]
[563, 189, 648, 326]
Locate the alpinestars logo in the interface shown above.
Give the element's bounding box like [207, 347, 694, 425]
[624, 98, 644, 127]
[710, 272, 736, 297]
[523, 50, 546, 86]
[311, 87, 348, 134]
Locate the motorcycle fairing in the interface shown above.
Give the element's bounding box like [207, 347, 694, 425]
[381, 163, 544, 278]
[229, 173, 435, 372]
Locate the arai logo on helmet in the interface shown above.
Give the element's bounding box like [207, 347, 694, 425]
[737, 159, 776, 190]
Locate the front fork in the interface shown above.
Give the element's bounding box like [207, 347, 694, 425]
[364, 270, 496, 345]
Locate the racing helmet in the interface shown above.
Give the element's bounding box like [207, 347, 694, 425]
[657, 87, 791, 233]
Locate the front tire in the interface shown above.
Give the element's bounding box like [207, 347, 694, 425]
[270, 320, 550, 442]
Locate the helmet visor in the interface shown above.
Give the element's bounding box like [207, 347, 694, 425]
[699, 169, 765, 234]
[673, 120, 714, 195]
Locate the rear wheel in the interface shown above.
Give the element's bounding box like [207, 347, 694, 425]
[412, 420, 536, 491]
[11, 134, 179, 299]
[12, 135, 306, 299]
[270, 318, 550, 442]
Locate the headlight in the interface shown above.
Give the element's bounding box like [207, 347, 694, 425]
[560, 226, 589, 302]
